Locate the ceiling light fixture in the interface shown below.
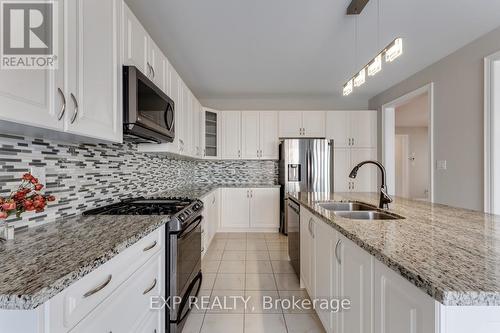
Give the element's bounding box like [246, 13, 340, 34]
[353, 68, 366, 87]
[385, 37, 403, 62]
[343, 80, 353, 96]
[342, 37, 403, 96]
[367, 54, 382, 76]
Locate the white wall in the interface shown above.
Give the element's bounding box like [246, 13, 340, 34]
[396, 127, 429, 199]
[370, 26, 500, 211]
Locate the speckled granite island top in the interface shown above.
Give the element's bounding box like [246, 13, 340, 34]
[288, 192, 500, 306]
[0, 183, 278, 310]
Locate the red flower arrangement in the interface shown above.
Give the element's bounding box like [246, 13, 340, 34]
[0, 173, 56, 220]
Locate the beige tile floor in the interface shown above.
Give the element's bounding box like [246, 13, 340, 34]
[183, 232, 326, 333]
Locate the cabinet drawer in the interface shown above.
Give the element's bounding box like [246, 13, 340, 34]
[49, 227, 163, 332]
[70, 253, 162, 333]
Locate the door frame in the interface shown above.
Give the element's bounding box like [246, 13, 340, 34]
[381, 83, 434, 202]
[484, 51, 500, 214]
[395, 134, 410, 198]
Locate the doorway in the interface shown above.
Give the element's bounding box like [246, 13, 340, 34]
[484, 51, 500, 214]
[382, 83, 434, 201]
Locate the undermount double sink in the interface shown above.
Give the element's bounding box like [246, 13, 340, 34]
[317, 201, 404, 220]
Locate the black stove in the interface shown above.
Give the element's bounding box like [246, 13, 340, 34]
[83, 197, 195, 216]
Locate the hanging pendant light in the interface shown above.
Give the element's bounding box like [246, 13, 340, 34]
[342, 0, 404, 96]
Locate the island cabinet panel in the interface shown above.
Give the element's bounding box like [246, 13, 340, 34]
[299, 207, 316, 296]
[335, 234, 374, 333]
[374, 258, 437, 333]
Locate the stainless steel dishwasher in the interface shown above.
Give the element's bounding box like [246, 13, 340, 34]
[287, 199, 300, 277]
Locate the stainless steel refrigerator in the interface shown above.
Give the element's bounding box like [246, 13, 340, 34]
[279, 139, 334, 235]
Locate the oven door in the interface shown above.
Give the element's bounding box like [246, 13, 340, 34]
[169, 215, 203, 332]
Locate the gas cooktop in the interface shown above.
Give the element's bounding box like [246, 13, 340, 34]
[83, 197, 197, 216]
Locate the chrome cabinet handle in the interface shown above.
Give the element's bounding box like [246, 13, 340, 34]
[70, 93, 78, 124]
[335, 240, 342, 265]
[201, 247, 205, 253]
[250, 190, 253, 198]
[57, 88, 66, 120]
[143, 240, 157, 252]
[352, 138, 355, 146]
[83, 275, 112, 298]
[151, 65, 155, 78]
[143, 278, 157, 295]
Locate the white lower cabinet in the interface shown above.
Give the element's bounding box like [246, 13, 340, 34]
[0, 227, 166, 333]
[221, 187, 279, 231]
[300, 207, 316, 296]
[336, 235, 374, 333]
[299, 205, 443, 333]
[374, 260, 436, 333]
[201, 189, 220, 257]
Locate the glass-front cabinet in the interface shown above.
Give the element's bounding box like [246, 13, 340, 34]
[203, 109, 220, 159]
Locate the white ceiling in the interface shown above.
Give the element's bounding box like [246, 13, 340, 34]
[126, 0, 500, 109]
[396, 93, 429, 127]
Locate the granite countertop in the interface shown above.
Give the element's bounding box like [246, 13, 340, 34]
[158, 183, 281, 199]
[0, 183, 278, 310]
[289, 191, 500, 306]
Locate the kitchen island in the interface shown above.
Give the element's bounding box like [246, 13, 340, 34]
[289, 191, 500, 333]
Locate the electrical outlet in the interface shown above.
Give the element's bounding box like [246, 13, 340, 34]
[30, 167, 46, 189]
[436, 160, 447, 170]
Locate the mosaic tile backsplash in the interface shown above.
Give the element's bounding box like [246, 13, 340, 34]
[0, 134, 278, 229]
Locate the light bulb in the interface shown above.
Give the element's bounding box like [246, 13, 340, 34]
[367, 54, 382, 76]
[343, 80, 353, 96]
[385, 38, 403, 62]
[353, 68, 366, 87]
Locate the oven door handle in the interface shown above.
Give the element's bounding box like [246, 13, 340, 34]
[171, 271, 203, 324]
[178, 216, 203, 240]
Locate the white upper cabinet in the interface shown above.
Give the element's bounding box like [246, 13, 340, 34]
[240, 111, 279, 160]
[327, 111, 377, 148]
[221, 112, 242, 159]
[65, 0, 122, 142]
[334, 148, 351, 192]
[326, 111, 350, 147]
[241, 112, 260, 159]
[123, 4, 148, 74]
[147, 39, 166, 92]
[279, 111, 303, 137]
[302, 111, 326, 137]
[259, 111, 279, 159]
[0, 0, 64, 134]
[279, 111, 325, 138]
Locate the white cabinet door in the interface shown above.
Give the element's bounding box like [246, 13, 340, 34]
[279, 111, 302, 137]
[0, 0, 64, 133]
[221, 188, 249, 229]
[221, 112, 241, 159]
[374, 260, 436, 333]
[66, 0, 121, 142]
[315, 220, 337, 332]
[326, 111, 350, 147]
[250, 188, 279, 229]
[299, 208, 315, 295]
[302, 111, 326, 137]
[350, 148, 378, 192]
[259, 111, 279, 159]
[123, 4, 148, 74]
[351, 111, 377, 148]
[337, 235, 373, 333]
[334, 148, 351, 192]
[148, 39, 165, 91]
[241, 112, 260, 159]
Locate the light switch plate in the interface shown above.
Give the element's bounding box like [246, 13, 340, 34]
[437, 160, 447, 170]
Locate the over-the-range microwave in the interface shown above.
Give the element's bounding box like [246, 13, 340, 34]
[123, 65, 175, 143]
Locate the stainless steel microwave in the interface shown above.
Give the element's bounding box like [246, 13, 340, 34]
[123, 66, 175, 143]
